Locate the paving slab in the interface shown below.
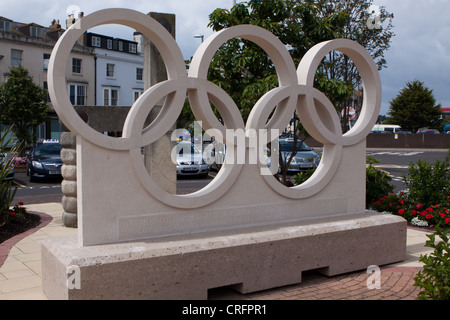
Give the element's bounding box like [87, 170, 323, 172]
[0, 202, 434, 300]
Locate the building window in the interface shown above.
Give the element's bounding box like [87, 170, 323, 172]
[133, 90, 143, 102]
[30, 26, 43, 38]
[106, 64, 115, 78]
[43, 53, 50, 70]
[107, 39, 113, 50]
[11, 49, 22, 66]
[0, 21, 11, 32]
[91, 36, 101, 47]
[136, 68, 143, 81]
[72, 58, 82, 74]
[118, 41, 123, 51]
[69, 84, 87, 105]
[103, 88, 119, 106]
[129, 43, 137, 54]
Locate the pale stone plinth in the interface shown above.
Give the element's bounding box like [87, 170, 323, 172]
[44, 9, 403, 301]
[41, 212, 406, 300]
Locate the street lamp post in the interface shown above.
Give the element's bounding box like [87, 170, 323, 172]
[194, 34, 204, 43]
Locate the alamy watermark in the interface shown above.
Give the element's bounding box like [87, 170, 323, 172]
[367, 5, 382, 30]
[366, 265, 381, 290]
[67, 265, 81, 290]
[171, 121, 280, 176]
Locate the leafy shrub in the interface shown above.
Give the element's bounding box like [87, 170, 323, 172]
[293, 169, 315, 185]
[366, 156, 394, 208]
[370, 154, 450, 229]
[0, 201, 26, 227]
[0, 127, 19, 223]
[414, 226, 450, 300]
[405, 158, 450, 209]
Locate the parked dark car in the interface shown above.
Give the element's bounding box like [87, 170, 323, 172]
[27, 140, 63, 182]
[417, 128, 440, 134]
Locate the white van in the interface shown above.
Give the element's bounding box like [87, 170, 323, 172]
[371, 124, 402, 134]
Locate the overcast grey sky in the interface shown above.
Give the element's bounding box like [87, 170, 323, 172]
[1, 0, 449, 115]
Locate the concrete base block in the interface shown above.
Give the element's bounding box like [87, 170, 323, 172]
[41, 211, 406, 300]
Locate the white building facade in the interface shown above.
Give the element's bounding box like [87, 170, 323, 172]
[0, 16, 96, 142]
[84, 32, 144, 107]
[1, 13, 145, 143]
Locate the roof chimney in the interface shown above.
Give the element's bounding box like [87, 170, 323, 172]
[65, 11, 84, 29]
[50, 19, 61, 29]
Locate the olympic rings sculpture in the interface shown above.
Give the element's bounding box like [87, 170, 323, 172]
[48, 9, 381, 209]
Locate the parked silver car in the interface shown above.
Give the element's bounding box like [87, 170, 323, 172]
[278, 138, 320, 172]
[175, 141, 209, 178]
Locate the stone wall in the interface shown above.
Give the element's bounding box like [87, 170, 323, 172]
[74, 106, 130, 133]
[305, 133, 450, 149]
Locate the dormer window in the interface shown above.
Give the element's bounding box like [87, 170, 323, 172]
[0, 20, 11, 32]
[91, 36, 101, 47]
[30, 26, 43, 37]
[129, 43, 137, 54]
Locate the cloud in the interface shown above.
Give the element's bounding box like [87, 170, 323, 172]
[376, 0, 450, 114]
[3, 0, 450, 115]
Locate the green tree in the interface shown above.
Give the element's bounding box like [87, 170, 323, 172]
[205, 0, 353, 185]
[207, 0, 352, 122]
[198, 0, 394, 185]
[387, 80, 443, 133]
[0, 66, 49, 148]
[205, 0, 394, 131]
[306, 0, 394, 132]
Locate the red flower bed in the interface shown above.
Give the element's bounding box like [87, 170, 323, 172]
[372, 193, 450, 228]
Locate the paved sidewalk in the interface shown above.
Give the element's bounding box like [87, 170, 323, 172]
[0, 203, 433, 300]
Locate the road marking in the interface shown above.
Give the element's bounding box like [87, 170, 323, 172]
[368, 152, 424, 156]
[373, 164, 409, 169]
[390, 176, 404, 182]
[11, 183, 62, 190]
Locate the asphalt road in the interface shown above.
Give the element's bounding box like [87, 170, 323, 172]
[367, 149, 449, 192]
[11, 170, 217, 204]
[10, 149, 449, 204]
[11, 171, 63, 204]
